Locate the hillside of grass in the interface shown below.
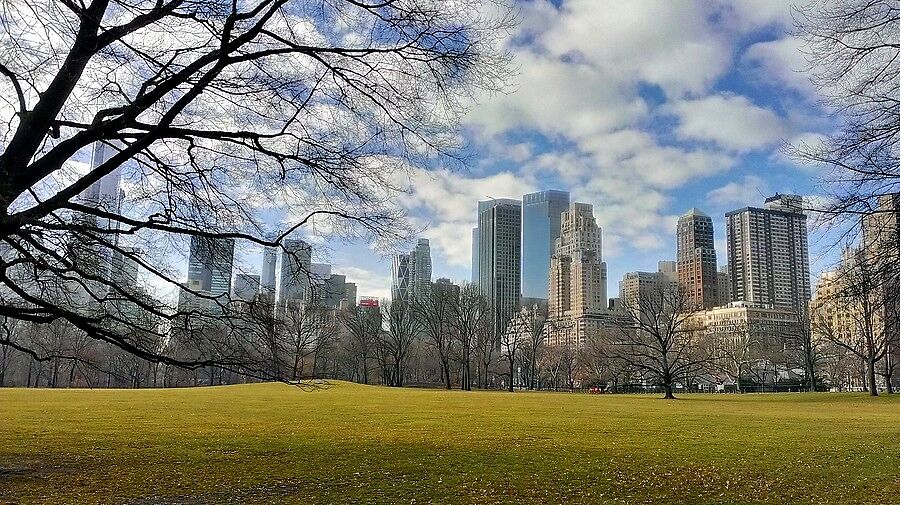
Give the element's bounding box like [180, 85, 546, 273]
[1, 383, 899, 504]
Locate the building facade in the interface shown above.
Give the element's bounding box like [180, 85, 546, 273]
[279, 239, 312, 306]
[677, 208, 719, 310]
[477, 199, 522, 330]
[261, 246, 277, 298]
[409, 239, 432, 302]
[546, 203, 615, 349]
[521, 190, 570, 300]
[726, 194, 811, 312]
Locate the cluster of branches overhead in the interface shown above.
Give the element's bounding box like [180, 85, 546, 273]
[0, 0, 512, 380]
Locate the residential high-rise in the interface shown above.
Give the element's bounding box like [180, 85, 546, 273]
[261, 247, 277, 298]
[717, 264, 732, 307]
[618, 269, 678, 308]
[477, 198, 522, 329]
[521, 190, 570, 300]
[279, 239, 312, 305]
[677, 208, 719, 309]
[545, 203, 613, 348]
[186, 236, 235, 296]
[548, 203, 607, 318]
[726, 194, 811, 312]
[391, 253, 411, 303]
[409, 239, 432, 301]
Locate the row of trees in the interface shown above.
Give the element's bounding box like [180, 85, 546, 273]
[4, 278, 890, 398]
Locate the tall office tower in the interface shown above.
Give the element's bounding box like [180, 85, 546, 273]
[677, 208, 719, 309]
[391, 253, 411, 303]
[71, 141, 125, 283]
[548, 203, 607, 318]
[717, 264, 732, 307]
[260, 246, 277, 297]
[545, 203, 612, 349]
[471, 228, 480, 284]
[477, 198, 522, 329]
[726, 194, 811, 312]
[279, 239, 312, 305]
[232, 273, 261, 301]
[109, 247, 140, 288]
[408, 239, 432, 302]
[307, 262, 332, 303]
[186, 236, 235, 296]
[79, 142, 124, 218]
[323, 274, 357, 309]
[521, 190, 570, 299]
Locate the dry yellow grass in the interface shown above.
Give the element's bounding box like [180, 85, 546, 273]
[1, 382, 899, 504]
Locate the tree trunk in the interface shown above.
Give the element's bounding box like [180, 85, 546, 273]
[443, 359, 452, 390]
[663, 380, 676, 399]
[508, 359, 514, 392]
[868, 355, 879, 396]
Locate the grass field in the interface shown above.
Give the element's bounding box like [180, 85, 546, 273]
[1, 383, 899, 505]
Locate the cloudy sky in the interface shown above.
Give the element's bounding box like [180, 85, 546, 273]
[318, 0, 831, 300]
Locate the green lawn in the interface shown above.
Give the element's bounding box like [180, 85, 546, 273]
[1, 383, 899, 504]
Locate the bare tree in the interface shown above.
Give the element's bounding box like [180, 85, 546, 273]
[713, 319, 760, 393]
[340, 304, 381, 385]
[814, 250, 895, 395]
[783, 307, 825, 392]
[413, 284, 457, 389]
[0, 0, 511, 381]
[500, 309, 527, 392]
[519, 305, 547, 390]
[605, 283, 709, 399]
[382, 301, 418, 387]
[449, 284, 488, 391]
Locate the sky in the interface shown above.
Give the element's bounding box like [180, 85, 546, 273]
[315, 0, 834, 301]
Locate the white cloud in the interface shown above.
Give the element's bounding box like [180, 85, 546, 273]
[340, 266, 391, 300]
[707, 175, 770, 206]
[668, 94, 789, 151]
[400, 168, 535, 267]
[539, 1, 733, 97]
[743, 36, 814, 97]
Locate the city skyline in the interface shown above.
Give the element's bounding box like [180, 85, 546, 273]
[76, 2, 833, 304]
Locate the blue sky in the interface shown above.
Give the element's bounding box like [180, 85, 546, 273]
[305, 1, 834, 300]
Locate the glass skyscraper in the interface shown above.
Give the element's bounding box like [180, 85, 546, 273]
[477, 198, 522, 329]
[521, 190, 570, 299]
[186, 235, 235, 296]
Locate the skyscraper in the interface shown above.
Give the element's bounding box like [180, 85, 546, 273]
[391, 253, 411, 303]
[233, 273, 261, 301]
[521, 190, 570, 299]
[545, 203, 614, 348]
[726, 194, 811, 312]
[548, 203, 607, 318]
[717, 264, 732, 306]
[72, 141, 125, 284]
[677, 208, 719, 309]
[477, 198, 522, 329]
[109, 247, 140, 288]
[323, 274, 357, 310]
[261, 246, 277, 298]
[409, 239, 432, 302]
[186, 235, 235, 296]
[279, 239, 312, 305]
[471, 228, 480, 284]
